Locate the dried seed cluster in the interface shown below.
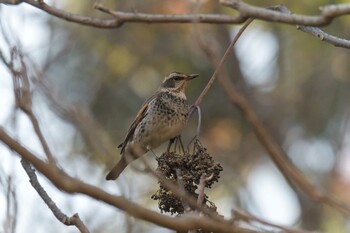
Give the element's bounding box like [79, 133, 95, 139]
[151, 140, 223, 215]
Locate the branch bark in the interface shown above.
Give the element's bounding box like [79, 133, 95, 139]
[2, 0, 349, 28]
[2, 1, 349, 48]
[0, 127, 256, 233]
[21, 159, 90, 233]
[221, 0, 350, 26]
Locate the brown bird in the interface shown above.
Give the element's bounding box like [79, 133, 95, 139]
[106, 72, 199, 180]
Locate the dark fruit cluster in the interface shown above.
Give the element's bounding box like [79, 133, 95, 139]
[151, 140, 223, 215]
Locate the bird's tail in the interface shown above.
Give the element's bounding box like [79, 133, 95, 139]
[105, 156, 128, 180]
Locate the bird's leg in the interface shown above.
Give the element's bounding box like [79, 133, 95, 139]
[167, 137, 176, 152]
[177, 136, 185, 154]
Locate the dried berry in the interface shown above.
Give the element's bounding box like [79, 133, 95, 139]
[151, 140, 223, 216]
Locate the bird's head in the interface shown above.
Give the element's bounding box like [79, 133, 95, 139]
[160, 72, 199, 93]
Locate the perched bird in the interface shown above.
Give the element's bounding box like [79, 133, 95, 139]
[106, 72, 199, 180]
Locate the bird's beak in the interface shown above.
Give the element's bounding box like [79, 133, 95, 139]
[186, 74, 199, 80]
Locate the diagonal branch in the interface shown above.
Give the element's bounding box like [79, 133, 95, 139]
[191, 18, 254, 114]
[0, 127, 256, 233]
[21, 159, 90, 233]
[232, 209, 311, 233]
[194, 17, 350, 216]
[3, 48, 56, 164]
[271, 4, 350, 48]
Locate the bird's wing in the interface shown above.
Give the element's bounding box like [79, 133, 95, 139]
[118, 93, 159, 154]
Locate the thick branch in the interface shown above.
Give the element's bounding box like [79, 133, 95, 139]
[0, 127, 255, 233]
[3, 1, 349, 48]
[94, 3, 245, 26]
[2, 0, 348, 28]
[22, 0, 245, 28]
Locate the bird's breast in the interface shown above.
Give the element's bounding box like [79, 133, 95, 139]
[133, 93, 189, 149]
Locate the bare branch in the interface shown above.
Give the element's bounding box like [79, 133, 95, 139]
[221, 0, 350, 26]
[194, 19, 350, 216]
[2, 48, 56, 164]
[2, 0, 348, 48]
[270, 4, 350, 48]
[1, 0, 348, 29]
[0, 127, 255, 233]
[190, 18, 254, 114]
[94, 3, 245, 26]
[23, 0, 120, 28]
[0, 0, 23, 4]
[20, 0, 245, 28]
[21, 159, 90, 233]
[297, 25, 350, 48]
[216, 60, 350, 217]
[232, 209, 312, 233]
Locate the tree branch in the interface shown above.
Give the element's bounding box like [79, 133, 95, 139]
[1, 0, 348, 29]
[22, 0, 120, 28]
[191, 18, 254, 114]
[194, 19, 350, 216]
[3, 48, 56, 164]
[216, 53, 350, 217]
[221, 0, 350, 26]
[3, 1, 348, 48]
[268, 4, 350, 48]
[232, 209, 311, 233]
[20, 159, 90, 233]
[0, 127, 255, 233]
[21, 0, 245, 28]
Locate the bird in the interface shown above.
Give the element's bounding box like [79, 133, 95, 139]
[105, 72, 199, 180]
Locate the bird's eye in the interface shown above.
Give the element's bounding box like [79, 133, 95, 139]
[173, 76, 182, 81]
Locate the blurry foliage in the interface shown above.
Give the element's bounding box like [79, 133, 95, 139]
[36, 0, 350, 231]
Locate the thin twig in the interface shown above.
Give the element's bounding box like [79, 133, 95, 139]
[20, 159, 90, 233]
[136, 151, 223, 222]
[217, 68, 350, 216]
[192, 13, 350, 216]
[21, 0, 245, 28]
[4, 176, 18, 233]
[232, 209, 312, 233]
[190, 17, 254, 116]
[3, 48, 56, 164]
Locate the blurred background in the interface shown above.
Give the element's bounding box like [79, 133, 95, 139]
[1, 0, 350, 232]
